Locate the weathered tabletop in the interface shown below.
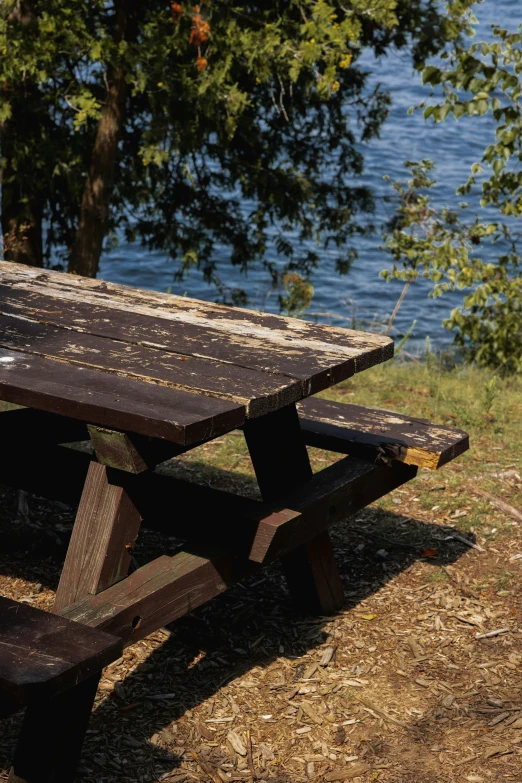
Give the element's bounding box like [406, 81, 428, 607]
[0, 261, 392, 445]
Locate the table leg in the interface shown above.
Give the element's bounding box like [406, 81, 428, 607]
[8, 673, 100, 783]
[54, 461, 142, 612]
[244, 404, 344, 615]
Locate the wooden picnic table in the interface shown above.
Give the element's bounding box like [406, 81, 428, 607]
[0, 260, 468, 781]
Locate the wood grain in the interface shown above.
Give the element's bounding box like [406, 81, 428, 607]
[0, 284, 387, 394]
[281, 531, 345, 615]
[0, 261, 393, 389]
[0, 346, 244, 445]
[59, 552, 237, 645]
[0, 597, 122, 703]
[298, 397, 469, 470]
[87, 424, 187, 473]
[249, 457, 417, 564]
[54, 462, 142, 612]
[0, 313, 302, 417]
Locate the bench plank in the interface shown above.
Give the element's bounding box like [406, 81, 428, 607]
[0, 597, 122, 704]
[0, 347, 244, 445]
[298, 397, 469, 470]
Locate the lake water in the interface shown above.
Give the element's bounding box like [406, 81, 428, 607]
[99, 0, 514, 350]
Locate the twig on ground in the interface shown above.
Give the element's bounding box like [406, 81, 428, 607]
[446, 534, 485, 553]
[474, 488, 522, 524]
[476, 628, 509, 640]
[246, 730, 255, 783]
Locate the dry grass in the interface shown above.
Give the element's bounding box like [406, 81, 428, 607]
[1, 359, 522, 783]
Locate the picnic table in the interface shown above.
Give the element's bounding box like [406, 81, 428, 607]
[0, 260, 469, 781]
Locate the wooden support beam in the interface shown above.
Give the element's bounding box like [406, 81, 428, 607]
[59, 552, 241, 645]
[54, 462, 142, 612]
[87, 424, 187, 473]
[1, 433, 414, 567]
[54, 461, 415, 639]
[244, 403, 313, 502]
[8, 674, 100, 783]
[249, 457, 416, 564]
[281, 531, 344, 615]
[244, 403, 344, 615]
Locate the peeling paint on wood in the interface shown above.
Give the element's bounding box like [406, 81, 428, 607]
[298, 398, 469, 469]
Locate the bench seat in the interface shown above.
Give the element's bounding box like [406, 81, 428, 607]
[298, 397, 469, 470]
[0, 596, 122, 710]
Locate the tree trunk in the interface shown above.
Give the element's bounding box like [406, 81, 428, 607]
[1, 1, 43, 267]
[68, 0, 131, 278]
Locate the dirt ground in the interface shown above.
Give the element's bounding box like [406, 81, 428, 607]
[1, 362, 522, 783]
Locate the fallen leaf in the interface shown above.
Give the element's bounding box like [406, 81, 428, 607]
[420, 548, 438, 558]
[360, 613, 377, 621]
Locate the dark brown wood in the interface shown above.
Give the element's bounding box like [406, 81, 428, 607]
[298, 397, 469, 470]
[244, 403, 344, 614]
[0, 262, 393, 391]
[55, 546, 286, 641]
[0, 438, 302, 557]
[0, 437, 414, 565]
[0, 597, 122, 704]
[8, 673, 101, 783]
[0, 284, 389, 395]
[57, 460, 415, 638]
[59, 552, 239, 645]
[0, 313, 302, 417]
[243, 403, 313, 502]
[54, 462, 143, 612]
[248, 457, 417, 564]
[0, 346, 244, 445]
[281, 531, 345, 615]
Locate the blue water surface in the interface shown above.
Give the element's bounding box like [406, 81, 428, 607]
[99, 0, 515, 349]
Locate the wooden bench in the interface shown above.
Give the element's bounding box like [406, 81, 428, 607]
[0, 596, 122, 783]
[298, 397, 469, 470]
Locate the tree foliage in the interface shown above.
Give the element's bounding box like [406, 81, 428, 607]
[1, 0, 476, 296]
[382, 23, 522, 373]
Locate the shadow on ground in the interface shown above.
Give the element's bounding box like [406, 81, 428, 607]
[0, 473, 477, 783]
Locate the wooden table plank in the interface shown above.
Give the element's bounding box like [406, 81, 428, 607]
[0, 262, 393, 381]
[0, 286, 373, 394]
[0, 347, 244, 444]
[0, 313, 302, 417]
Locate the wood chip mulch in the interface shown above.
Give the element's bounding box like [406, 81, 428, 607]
[1, 467, 521, 783]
